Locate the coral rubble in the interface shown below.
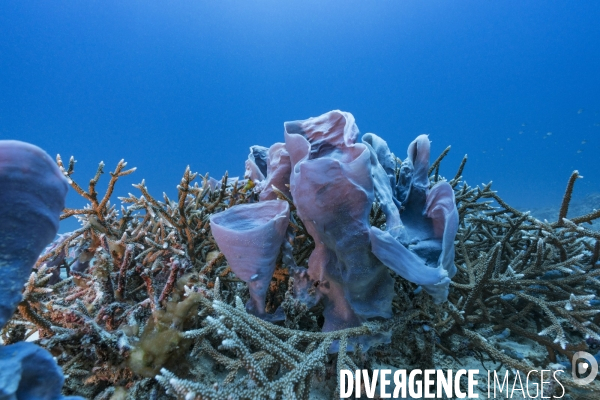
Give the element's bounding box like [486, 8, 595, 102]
[2, 112, 600, 399]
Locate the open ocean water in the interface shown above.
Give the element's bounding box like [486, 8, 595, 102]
[1, 1, 598, 233]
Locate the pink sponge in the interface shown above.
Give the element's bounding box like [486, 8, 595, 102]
[210, 199, 290, 320]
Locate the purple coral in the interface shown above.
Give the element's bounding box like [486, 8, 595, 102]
[0, 342, 77, 399]
[210, 110, 459, 349]
[258, 143, 292, 201]
[210, 199, 290, 320]
[370, 135, 458, 303]
[284, 111, 395, 333]
[0, 140, 82, 400]
[0, 140, 68, 327]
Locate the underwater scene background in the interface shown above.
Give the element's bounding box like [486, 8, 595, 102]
[1, 1, 600, 400]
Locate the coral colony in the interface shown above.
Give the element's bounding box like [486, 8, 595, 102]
[0, 110, 599, 399]
[213, 111, 458, 344]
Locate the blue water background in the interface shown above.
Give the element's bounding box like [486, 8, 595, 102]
[1, 1, 598, 233]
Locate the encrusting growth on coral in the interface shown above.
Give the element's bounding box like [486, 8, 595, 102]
[2, 112, 600, 399]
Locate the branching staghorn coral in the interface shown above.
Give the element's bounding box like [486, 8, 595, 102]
[2, 113, 600, 399]
[429, 161, 600, 394]
[156, 281, 397, 400]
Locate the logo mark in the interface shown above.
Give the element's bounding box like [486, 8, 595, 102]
[572, 351, 598, 385]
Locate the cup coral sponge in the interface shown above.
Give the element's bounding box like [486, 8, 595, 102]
[213, 110, 459, 348]
[210, 200, 290, 321]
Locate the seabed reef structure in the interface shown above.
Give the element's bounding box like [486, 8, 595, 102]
[1, 111, 600, 400]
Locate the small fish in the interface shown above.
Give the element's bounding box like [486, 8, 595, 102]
[240, 179, 255, 193]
